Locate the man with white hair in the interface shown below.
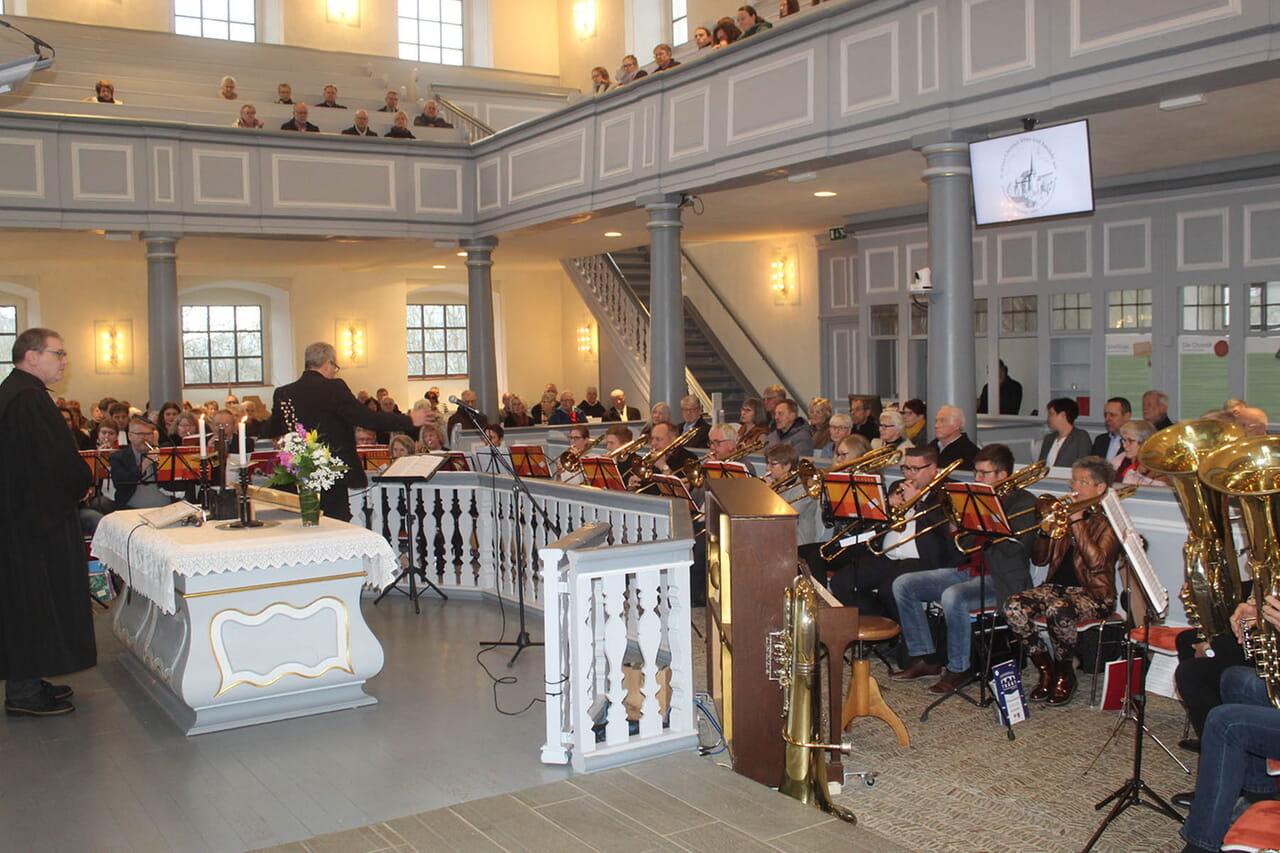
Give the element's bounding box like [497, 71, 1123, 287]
[576, 386, 607, 419]
[341, 109, 379, 137]
[677, 395, 711, 448]
[1143, 390, 1174, 431]
[604, 389, 640, 422]
[929, 404, 978, 471]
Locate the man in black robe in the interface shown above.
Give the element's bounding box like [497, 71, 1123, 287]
[265, 342, 429, 522]
[0, 328, 95, 716]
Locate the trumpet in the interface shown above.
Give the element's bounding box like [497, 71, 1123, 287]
[633, 427, 701, 482]
[684, 438, 765, 488]
[1038, 484, 1137, 538]
[555, 433, 606, 474]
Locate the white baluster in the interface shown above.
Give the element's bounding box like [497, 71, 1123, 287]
[601, 572, 629, 746]
[636, 566, 662, 738]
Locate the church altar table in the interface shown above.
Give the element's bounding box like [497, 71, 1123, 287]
[91, 506, 399, 735]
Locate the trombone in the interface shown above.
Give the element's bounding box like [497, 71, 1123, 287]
[683, 438, 765, 488]
[633, 427, 701, 483]
[818, 459, 962, 561]
[555, 432, 607, 474]
[951, 461, 1050, 553]
[772, 445, 901, 506]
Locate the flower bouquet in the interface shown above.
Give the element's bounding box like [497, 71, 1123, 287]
[267, 424, 348, 525]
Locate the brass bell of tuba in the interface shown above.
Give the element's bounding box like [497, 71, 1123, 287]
[1140, 419, 1246, 639]
[1198, 436, 1280, 709]
[767, 574, 857, 822]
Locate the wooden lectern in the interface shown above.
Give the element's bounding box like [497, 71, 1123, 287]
[705, 478, 798, 787]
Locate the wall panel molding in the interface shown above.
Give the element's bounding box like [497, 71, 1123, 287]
[1070, 0, 1242, 56]
[727, 50, 815, 144]
[507, 128, 586, 203]
[413, 162, 464, 214]
[962, 0, 1035, 85]
[1103, 218, 1152, 275]
[0, 137, 45, 198]
[193, 149, 251, 206]
[71, 142, 134, 202]
[270, 153, 395, 211]
[839, 23, 899, 114]
[1244, 202, 1280, 267]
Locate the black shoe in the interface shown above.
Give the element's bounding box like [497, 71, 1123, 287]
[1172, 791, 1194, 809]
[41, 680, 73, 701]
[1178, 737, 1201, 753]
[5, 694, 75, 717]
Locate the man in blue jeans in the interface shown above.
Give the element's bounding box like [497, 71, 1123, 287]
[891, 444, 1037, 693]
[1180, 594, 1280, 853]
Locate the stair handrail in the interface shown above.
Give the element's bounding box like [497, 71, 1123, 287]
[680, 249, 807, 408]
[429, 92, 496, 143]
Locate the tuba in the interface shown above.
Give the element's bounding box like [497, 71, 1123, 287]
[1198, 436, 1280, 709]
[768, 574, 857, 822]
[1140, 419, 1246, 639]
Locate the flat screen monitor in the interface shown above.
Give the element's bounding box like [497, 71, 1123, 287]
[970, 120, 1094, 226]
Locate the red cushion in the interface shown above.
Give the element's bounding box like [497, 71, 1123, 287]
[1222, 801, 1280, 852]
[1129, 625, 1184, 652]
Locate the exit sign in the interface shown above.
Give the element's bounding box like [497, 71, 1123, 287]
[828, 226, 847, 241]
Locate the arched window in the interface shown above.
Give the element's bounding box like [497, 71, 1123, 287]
[174, 0, 256, 42]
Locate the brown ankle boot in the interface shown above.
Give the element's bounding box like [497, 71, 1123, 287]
[1028, 651, 1054, 702]
[1046, 658, 1077, 706]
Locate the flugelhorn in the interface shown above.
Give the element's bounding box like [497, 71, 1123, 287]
[633, 427, 700, 482]
[1140, 418, 1246, 639]
[1038, 484, 1137, 539]
[555, 432, 606, 474]
[684, 438, 765, 488]
[1198, 436, 1280, 709]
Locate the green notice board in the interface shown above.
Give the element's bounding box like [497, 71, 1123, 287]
[1247, 351, 1280, 416]
[1106, 335, 1151, 412]
[1180, 337, 1230, 420]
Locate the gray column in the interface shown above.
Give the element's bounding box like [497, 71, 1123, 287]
[921, 143, 976, 434]
[641, 193, 685, 408]
[461, 236, 499, 418]
[143, 233, 182, 409]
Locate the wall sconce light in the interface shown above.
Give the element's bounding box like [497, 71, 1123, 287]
[336, 319, 368, 368]
[94, 320, 133, 374]
[573, 0, 596, 38]
[326, 0, 359, 26]
[771, 251, 799, 305]
[577, 323, 594, 359]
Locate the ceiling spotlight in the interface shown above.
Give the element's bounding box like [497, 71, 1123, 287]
[604, 231, 622, 237]
[432, 264, 447, 269]
[813, 190, 837, 198]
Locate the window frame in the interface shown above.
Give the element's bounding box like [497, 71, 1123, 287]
[180, 303, 265, 387]
[397, 0, 465, 66]
[407, 302, 469, 379]
[173, 0, 257, 43]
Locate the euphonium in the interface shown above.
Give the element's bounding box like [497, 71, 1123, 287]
[1199, 436, 1280, 710]
[633, 427, 700, 481]
[555, 433, 606, 474]
[1140, 419, 1246, 639]
[768, 574, 857, 822]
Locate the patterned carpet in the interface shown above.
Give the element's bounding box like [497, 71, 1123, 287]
[821, 656, 1194, 853]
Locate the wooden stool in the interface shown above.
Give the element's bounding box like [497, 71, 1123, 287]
[840, 615, 910, 746]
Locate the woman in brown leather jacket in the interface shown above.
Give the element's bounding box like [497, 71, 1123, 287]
[1002, 456, 1122, 706]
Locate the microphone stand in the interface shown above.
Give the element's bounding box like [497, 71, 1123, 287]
[461, 404, 561, 666]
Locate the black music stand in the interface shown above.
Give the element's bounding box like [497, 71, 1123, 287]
[920, 482, 1013, 735]
[509, 446, 551, 478]
[373, 457, 448, 614]
[1082, 494, 1181, 851]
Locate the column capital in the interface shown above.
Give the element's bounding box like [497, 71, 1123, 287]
[141, 232, 182, 258]
[459, 236, 498, 252]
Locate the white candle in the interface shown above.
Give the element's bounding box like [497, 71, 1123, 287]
[239, 416, 248, 466]
[198, 414, 208, 459]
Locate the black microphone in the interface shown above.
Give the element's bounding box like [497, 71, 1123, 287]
[448, 395, 479, 414]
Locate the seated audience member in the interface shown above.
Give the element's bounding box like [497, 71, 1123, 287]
[808, 397, 833, 454]
[549, 391, 584, 425]
[414, 100, 453, 128]
[446, 389, 488, 432]
[84, 80, 122, 103]
[849, 394, 882, 442]
[364, 397, 381, 413]
[1113, 419, 1165, 486]
[816, 413, 852, 459]
[767, 398, 814, 455]
[276, 83, 294, 104]
[1002, 456, 1122, 707]
[316, 84, 346, 108]
[693, 27, 714, 48]
[901, 398, 928, 444]
[210, 409, 244, 455]
[234, 104, 264, 129]
[1143, 389, 1174, 431]
[713, 17, 742, 47]
[604, 388, 640, 422]
[219, 76, 238, 100]
[110, 418, 173, 509]
[385, 110, 415, 139]
[1237, 406, 1269, 436]
[977, 359, 1024, 415]
[530, 391, 556, 425]
[653, 44, 681, 72]
[872, 409, 914, 461]
[829, 445, 964, 624]
[483, 422, 505, 448]
[556, 424, 591, 483]
[930, 404, 978, 470]
[388, 434, 416, 461]
[738, 396, 770, 446]
[1091, 396, 1133, 460]
[171, 412, 199, 446]
[60, 407, 94, 450]
[892, 444, 1037, 691]
[155, 402, 182, 445]
[590, 67, 614, 95]
[736, 5, 774, 37]
[576, 386, 607, 419]
[617, 54, 648, 85]
[1037, 397, 1092, 468]
[202, 400, 219, 417]
[778, 0, 800, 15]
[377, 91, 400, 112]
[281, 104, 319, 132]
[107, 401, 132, 444]
[341, 109, 379, 137]
[503, 395, 533, 428]
[643, 402, 673, 436]
[677, 395, 711, 448]
[603, 424, 640, 481]
[761, 384, 786, 427]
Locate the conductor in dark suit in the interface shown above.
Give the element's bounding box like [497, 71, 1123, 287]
[265, 342, 429, 522]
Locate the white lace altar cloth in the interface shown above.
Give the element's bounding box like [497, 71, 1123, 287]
[91, 508, 398, 614]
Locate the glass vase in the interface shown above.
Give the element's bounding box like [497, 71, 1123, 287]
[299, 486, 323, 526]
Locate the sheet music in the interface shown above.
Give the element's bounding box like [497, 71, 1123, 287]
[383, 454, 447, 479]
[1101, 489, 1168, 616]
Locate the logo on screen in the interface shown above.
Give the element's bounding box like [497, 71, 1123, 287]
[1000, 138, 1058, 215]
